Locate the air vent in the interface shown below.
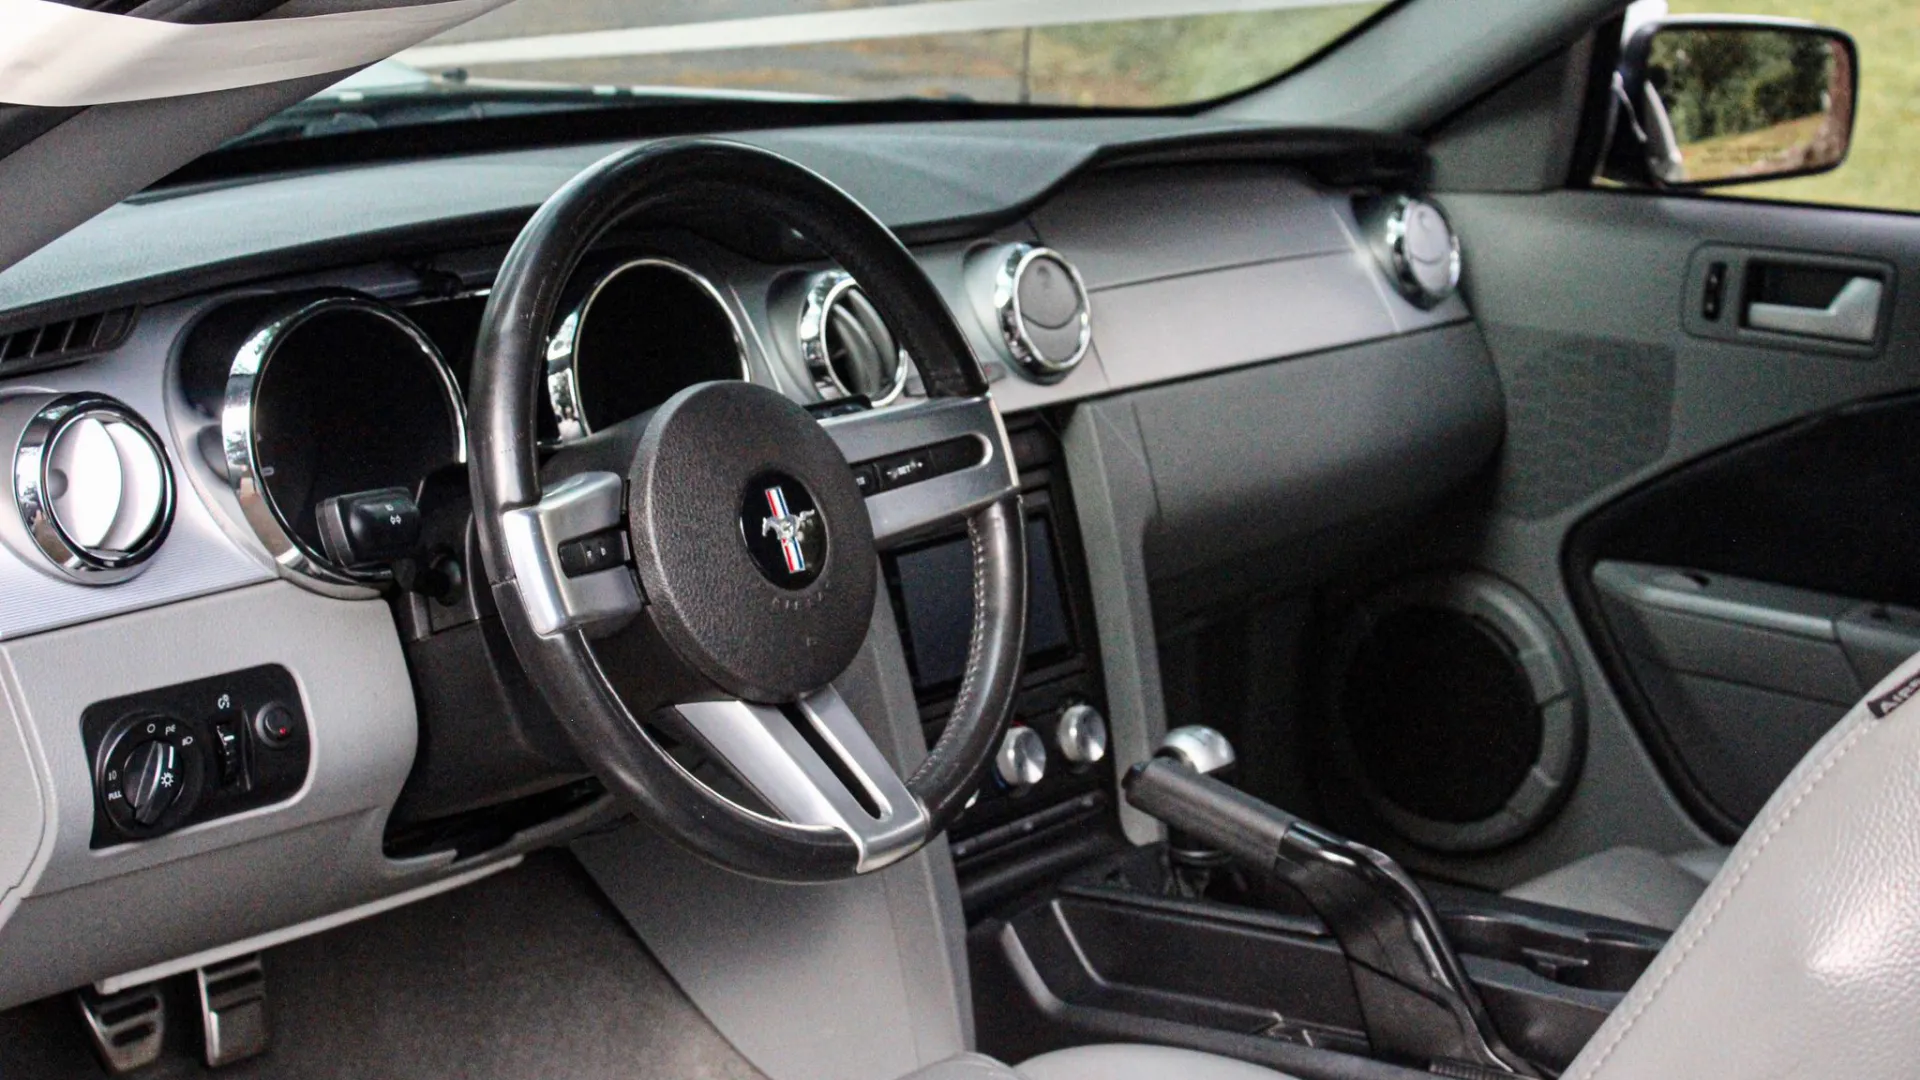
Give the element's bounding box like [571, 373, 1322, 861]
[989, 244, 1090, 383]
[1360, 195, 1460, 309]
[799, 270, 909, 406]
[8, 393, 174, 585]
[0, 307, 137, 373]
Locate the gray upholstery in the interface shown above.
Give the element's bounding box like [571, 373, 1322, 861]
[1564, 650, 1920, 1080]
[900, 1054, 1025, 1080]
[1506, 845, 1729, 930]
[1020, 1046, 1294, 1079]
[900, 1046, 1295, 1080]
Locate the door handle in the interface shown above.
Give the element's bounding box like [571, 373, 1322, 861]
[1747, 276, 1883, 343]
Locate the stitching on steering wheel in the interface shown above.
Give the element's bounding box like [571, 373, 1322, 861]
[911, 504, 994, 793]
[1569, 706, 1885, 1079]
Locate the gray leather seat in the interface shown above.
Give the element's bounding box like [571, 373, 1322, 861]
[905, 1045, 1294, 1079]
[1506, 844, 1730, 930]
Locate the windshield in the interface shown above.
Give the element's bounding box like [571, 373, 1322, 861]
[236, 1, 1386, 146]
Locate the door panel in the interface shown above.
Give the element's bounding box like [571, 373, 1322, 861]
[1588, 560, 1920, 825]
[1567, 392, 1920, 833]
[1401, 188, 1920, 882]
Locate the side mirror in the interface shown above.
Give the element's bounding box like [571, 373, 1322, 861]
[1608, 17, 1857, 188]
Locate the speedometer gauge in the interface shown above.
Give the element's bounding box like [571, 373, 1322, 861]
[188, 294, 466, 591]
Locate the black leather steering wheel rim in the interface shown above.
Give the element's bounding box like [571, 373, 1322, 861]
[468, 138, 1026, 881]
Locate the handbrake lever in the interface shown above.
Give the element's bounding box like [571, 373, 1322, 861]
[1125, 757, 1536, 1077]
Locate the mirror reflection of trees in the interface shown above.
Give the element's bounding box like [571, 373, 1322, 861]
[1648, 29, 1850, 181]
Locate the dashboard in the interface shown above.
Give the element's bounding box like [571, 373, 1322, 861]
[0, 117, 1498, 1009]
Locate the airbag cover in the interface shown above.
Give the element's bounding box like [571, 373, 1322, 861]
[628, 381, 874, 702]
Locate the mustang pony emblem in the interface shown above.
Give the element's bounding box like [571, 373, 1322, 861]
[760, 486, 818, 575]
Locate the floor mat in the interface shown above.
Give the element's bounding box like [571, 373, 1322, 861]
[0, 849, 766, 1080]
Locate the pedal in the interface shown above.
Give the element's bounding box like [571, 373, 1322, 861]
[196, 953, 270, 1067]
[75, 983, 165, 1074]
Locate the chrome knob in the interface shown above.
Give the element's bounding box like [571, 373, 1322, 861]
[1055, 703, 1108, 766]
[995, 725, 1047, 790]
[1156, 725, 1236, 776]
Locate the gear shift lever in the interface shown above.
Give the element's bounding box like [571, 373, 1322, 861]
[1154, 727, 1241, 898]
[1126, 746, 1534, 1077]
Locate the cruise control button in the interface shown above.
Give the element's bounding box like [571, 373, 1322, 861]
[876, 450, 931, 490]
[851, 463, 880, 497]
[557, 528, 628, 578]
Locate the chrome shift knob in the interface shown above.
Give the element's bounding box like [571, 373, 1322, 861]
[1156, 725, 1236, 776]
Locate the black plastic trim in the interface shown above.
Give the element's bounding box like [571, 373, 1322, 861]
[1563, 390, 1920, 840]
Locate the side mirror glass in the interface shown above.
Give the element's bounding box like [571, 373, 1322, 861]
[1617, 18, 1857, 188]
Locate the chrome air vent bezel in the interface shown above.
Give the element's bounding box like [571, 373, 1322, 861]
[797, 269, 910, 407]
[12, 393, 176, 585]
[1370, 195, 1462, 309]
[992, 244, 1092, 383]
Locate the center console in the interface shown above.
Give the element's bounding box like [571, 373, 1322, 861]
[893, 421, 1659, 1077]
[882, 419, 1123, 904]
[966, 726, 1668, 1079]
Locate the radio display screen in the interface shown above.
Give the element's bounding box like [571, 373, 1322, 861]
[892, 514, 1073, 693]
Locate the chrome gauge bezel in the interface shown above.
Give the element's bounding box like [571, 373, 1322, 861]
[12, 393, 176, 585]
[222, 296, 468, 591]
[544, 257, 749, 444]
[993, 243, 1091, 382]
[1380, 195, 1462, 309]
[797, 269, 910, 407]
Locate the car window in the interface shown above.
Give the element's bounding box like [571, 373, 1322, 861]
[401, 1, 1389, 109]
[1634, 0, 1918, 213]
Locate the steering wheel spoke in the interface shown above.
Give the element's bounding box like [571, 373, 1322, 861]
[498, 471, 643, 636]
[822, 395, 1019, 547]
[671, 687, 929, 874]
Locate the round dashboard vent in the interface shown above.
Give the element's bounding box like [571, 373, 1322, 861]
[1363, 195, 1461, 309]
[9, 393, 174, 584]
[799, 270, 909, 406]
[991, 244, 1091, 382]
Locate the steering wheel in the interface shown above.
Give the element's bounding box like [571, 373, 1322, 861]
[467, 139, 1027, 882]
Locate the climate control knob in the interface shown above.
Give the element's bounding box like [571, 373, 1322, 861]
[1055, 703, 1108, 766]
[995, 725, 1047, 791]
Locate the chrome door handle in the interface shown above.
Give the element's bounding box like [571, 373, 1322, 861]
[1748, 276, 1883, 343]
